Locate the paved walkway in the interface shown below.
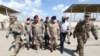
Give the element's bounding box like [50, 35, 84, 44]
[0, 30, 100, 56]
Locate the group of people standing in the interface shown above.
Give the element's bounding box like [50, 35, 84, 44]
[6, 13, 98, 56]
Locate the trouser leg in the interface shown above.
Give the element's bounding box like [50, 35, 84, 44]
[60, 33, 63, 53]
[45, 35, 48, 46]
[35, 36, 44, 50]
[77, 36, 84, 56]
[67, 31, 71, 44]
[50, 37, 56, 52]
[60, 33, 66, 53]
[13, 35, 22, 56]
[45, 34, 49, 46]
[14, 43, 21, 55]
[51, 39, 53, 52]
[39, 36, 44, 49]
[28, 33, 32, 47]
[53, 37, 57, 50]
[47, 35, 50, 44]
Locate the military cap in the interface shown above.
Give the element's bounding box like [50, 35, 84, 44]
[9, 16, 17, 19]
[85, 13, 91, 17]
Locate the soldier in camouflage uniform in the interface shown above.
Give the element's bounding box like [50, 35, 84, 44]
[44, 17, 50, 48]
[48, 16, 60, 52]
[6, 16, 24, 56]
[24, 18, 32, 49]
[73, 13, 98, 56]
[31, 15, 45, 53]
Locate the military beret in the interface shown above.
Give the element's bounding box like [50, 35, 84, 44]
[34, 15, 39, 19]
[51, 16, 56, 20]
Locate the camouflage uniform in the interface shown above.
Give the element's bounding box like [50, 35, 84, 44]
[44, 20, 50, 47]
[31, 21, 45, 50]
[73, 20, 98, 56]
[24, 21, 32, 48]
[48, 21, 59, 52]
[6, 20, 23, 56]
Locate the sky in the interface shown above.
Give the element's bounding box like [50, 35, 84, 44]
[0, 0, 100, 21]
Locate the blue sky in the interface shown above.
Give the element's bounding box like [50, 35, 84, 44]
[0, 0, 100, 20]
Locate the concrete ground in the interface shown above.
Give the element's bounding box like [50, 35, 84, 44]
[0, 30, 100, 56]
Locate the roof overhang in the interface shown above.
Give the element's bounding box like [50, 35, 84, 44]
[64, 4, 100, 13]
[0, 5, 20, 15]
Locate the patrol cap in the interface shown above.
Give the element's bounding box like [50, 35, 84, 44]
[9, 16, 17, 20]
[85, 13, 91, 17]
[51, 16, 56, 20]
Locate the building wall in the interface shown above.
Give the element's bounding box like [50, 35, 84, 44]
[70, 21, 100, 28]
[0, 14, 9, 30]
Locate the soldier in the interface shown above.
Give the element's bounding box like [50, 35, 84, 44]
[24, 18, 32, 49]
[44, 17, 50, 48]
[31, 15, 45, 53]
[6, 16, 24, 56]
[48, 16, 60, 52]
[59, 16, 70, 53]
[1, 21, 5, 30]
[73, 13, 98, 56]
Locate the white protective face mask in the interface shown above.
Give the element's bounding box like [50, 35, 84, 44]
[27, 21, 30, 23]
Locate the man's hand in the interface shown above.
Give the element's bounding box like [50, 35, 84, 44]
[6, 35, 9, 39]
[73, 34, 76, 38]
[70, 32, 72, 36]
[95, 37, 98, 40]
[24, 34, 26, 36]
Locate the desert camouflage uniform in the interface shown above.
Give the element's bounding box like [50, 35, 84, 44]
[48, 21, 59, 52]
[31, 21, 45, 50]
[6, 21, 23, 56]
[73, 20, 98, 56]
[24, 21, 32, 48]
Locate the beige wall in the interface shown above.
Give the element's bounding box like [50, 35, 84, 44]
[70, 21, 100, 28]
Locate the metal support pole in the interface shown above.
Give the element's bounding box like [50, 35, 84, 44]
[5, 8, 8, 16]
[70, 5, 73, 27]
[92, 13, 95, 19]
[74, 13, 75, 21]
[96, 7, 99, 20]
[84, 7, 87, 13]
[70, 6, 73, 21]
[84, 6, 87, 20]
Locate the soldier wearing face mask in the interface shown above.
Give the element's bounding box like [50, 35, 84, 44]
[24, 18, 32, 50]
[48, 16, 60, 52]
[31, 15, 45, 53]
